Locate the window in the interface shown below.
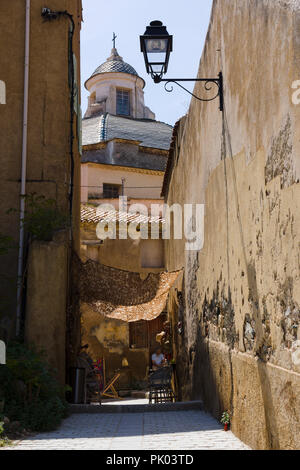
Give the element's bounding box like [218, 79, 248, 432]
[103, 183, 121, 199]
[129, 314, 167, 350]
[129, 321, 148, 349]
[116, 89, 130, 116]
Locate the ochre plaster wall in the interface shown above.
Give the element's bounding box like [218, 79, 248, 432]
[81, 163, 164, 202]
[164, 0, 300, 450]
[25, 231, 69, 384]
[0, 0, 82, 337]
[81, 304, 149, 389]
[81, 224, 165, 273]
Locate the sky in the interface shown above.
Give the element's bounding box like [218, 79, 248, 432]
[80, 0, 213, 126]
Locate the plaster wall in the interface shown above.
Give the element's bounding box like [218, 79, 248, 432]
[81, 304, 150, 389]
[82, 143, 167, 172]
[0, 0, 82, 337]
[81, 163, 164, 201]
[84, 73, 154, 120]
[25, 231, 69, 384]
[81, 224, 165, 273]
[164, 0, 300, 450]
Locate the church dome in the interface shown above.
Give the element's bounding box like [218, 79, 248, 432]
[86, 47, 142, 88]
[84, 42, 150, 119]
[92, 56, 138, 77]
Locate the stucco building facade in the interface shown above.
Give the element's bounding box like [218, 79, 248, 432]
[163, 0, 300, 450]
[0, 1, 82, 383]
[79, 46, 174, 389]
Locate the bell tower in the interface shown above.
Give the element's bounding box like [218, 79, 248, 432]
[84, 39, 155, 120]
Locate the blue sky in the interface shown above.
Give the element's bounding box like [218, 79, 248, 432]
[81, 0, 213, 126]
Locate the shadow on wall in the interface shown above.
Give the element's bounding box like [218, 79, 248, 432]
[246, 262, 279, 449]
[176, 106, 284, 449]
[223, 101, 280, 449]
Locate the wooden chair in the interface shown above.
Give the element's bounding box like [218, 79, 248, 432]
[101, 371, 122, 399]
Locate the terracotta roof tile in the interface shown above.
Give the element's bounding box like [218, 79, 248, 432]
[81, 204, 165, 225]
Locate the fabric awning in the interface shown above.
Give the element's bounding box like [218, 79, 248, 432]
[73, 255, 181, 322]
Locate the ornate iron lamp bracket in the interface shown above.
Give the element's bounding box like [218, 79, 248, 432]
[153, 72, 224, 112]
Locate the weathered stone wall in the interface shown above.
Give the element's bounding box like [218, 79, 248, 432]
[164, 0, 300, 450]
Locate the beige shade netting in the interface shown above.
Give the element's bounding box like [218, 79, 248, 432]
[73, 255, 181, 322]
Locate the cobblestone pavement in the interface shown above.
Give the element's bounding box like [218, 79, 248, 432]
[7, 410, 251, 450]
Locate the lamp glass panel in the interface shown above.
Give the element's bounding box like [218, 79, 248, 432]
[145, 38, 168, 53]
[150, 63, 164, 74]
[147, 52, 167, 65]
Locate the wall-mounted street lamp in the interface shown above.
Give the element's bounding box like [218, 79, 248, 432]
[140, 20, 223, 112]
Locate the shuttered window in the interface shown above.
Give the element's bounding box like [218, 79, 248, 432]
[129, 314, 167, 350]
[129, 321, 148, 349]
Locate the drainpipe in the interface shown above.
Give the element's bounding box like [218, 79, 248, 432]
[16, 0, 30, 337]
[121, 177, 126, 211]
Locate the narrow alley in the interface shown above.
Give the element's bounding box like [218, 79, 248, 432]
[7, 405, 250, 451]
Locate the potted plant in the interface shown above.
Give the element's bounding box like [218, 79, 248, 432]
[220, 411, 231, 431]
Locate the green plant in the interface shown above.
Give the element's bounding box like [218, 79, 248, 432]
[0, 342, 69, 432]
[0, 437, 11, 448]
[0, 419, 4, 437]
[0, 416, 12, 448]
[220, 410, 231, 425]
[0, 418, 10, 447]
[8, 193, 69, 241]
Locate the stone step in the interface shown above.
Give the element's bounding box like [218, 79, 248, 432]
[130, 390, 147, 399]
[70, 400, 203, 414]
[118, 390, 147, 398]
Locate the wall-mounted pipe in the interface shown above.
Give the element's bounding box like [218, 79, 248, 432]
[16, 0, 30, 337]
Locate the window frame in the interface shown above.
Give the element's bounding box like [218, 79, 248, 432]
[102, 183, 122, 199]
[116, 88, 131, 117]
[129, 320, 149, 349]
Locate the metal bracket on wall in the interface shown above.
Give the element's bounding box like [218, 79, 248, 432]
[153, 72, 224, 112]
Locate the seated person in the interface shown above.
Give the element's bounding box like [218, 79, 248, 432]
[151, 348, 166, 370]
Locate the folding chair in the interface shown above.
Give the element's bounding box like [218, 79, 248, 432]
[101, 371, 122, 399]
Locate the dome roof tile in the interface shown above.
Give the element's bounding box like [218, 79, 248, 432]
[87, 48, 140, 84]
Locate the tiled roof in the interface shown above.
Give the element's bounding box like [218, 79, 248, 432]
[91, 60, 138, 77]
[85, 48, 143, 87]
[82, 113, 173, 151]
[81, 204, 165, 225]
